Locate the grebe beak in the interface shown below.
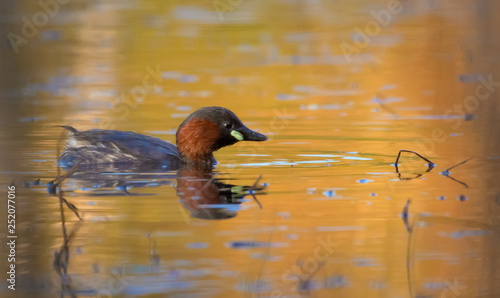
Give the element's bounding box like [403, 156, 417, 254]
[231, 125, 268, 142]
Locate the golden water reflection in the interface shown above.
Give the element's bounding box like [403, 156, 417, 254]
[1, 0, 499, 297]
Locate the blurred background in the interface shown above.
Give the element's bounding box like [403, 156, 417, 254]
[0, 0, 499, 297]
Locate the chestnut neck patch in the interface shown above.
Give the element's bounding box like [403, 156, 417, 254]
[176, 119, 220, 162]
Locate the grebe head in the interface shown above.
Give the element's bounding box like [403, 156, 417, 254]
[176, 106, 268, 164]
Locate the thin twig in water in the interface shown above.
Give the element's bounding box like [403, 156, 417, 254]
[440, 157, 472, 189]
[406, 214, 418, 298]
[443, 175, 469, 189]
[394, 150, 435, 181]
[397, 173, 423, 181]
[49, 161, 82, 191]
[394, 150, 435, 173]
[54, 130, 82, 219]
[401, 199, 412, 233]
[441, 157, 473, 176]
[53, 218, 81, 298]
[54, 130, 76, 297]
[249, 175, 263, 210]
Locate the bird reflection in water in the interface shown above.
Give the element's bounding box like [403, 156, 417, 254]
[48, 162, 265, 220]
[176, 169, 263, 220]
[53, 207, 81, 298]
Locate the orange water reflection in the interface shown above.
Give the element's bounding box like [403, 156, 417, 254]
[1, 0, 499, 297]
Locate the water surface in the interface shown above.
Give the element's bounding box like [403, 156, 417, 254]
[1, 1, 499, 297]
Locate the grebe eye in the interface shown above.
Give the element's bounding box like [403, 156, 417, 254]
[223, 122, 232, 129]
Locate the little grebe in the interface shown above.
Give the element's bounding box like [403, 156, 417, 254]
[59, 106, 268, 169]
